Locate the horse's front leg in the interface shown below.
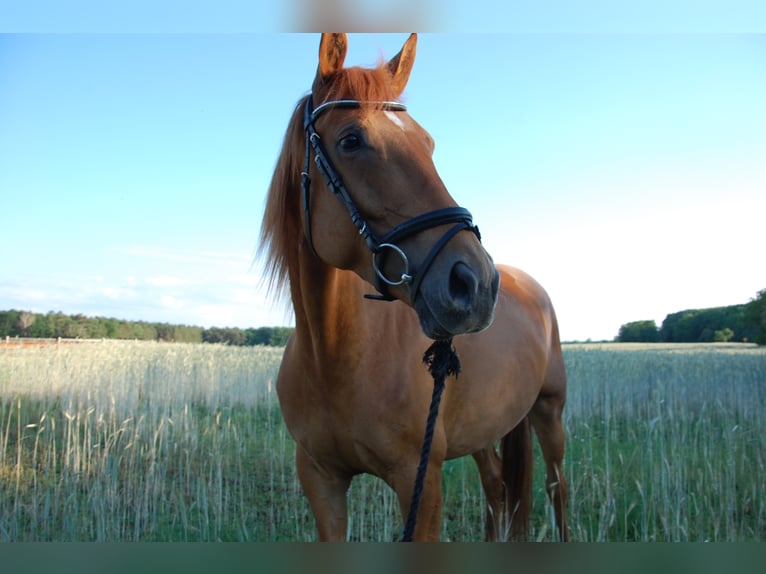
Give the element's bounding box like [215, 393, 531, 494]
[391, 458, 445, 541]
[295, 445, 352, 541]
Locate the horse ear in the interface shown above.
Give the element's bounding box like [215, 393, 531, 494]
[387, 33, 417, 97]
[315, 33, 348, 87]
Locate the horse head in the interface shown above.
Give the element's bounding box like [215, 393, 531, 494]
[300, 33, 500, 340]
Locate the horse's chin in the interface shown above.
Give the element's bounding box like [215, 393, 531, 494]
[414, 297, 496, 341]
[417, 315, 454, 341]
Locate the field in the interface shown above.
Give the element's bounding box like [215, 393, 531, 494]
[1, 340, 764, 541]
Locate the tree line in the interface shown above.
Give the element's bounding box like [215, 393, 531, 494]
[0, 310, 294, 347]
[617, 288, 766, 345]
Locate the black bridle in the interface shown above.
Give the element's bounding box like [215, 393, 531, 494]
[301, 95, 481, 302]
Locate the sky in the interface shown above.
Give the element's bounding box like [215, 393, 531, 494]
[1, 8, 765, 342]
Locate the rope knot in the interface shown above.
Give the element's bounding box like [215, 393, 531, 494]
[422, 337, 461, 381]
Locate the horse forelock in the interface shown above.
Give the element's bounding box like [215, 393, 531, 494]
[258, 62, 403, 305]
[321, 64, 400, 105]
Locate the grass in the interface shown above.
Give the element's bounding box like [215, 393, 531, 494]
[1, 340, 764, 541]
[0, 341, 295, 541]
[561, 343, 766, 542]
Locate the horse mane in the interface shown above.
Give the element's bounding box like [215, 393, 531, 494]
[257, 63, 401, 304]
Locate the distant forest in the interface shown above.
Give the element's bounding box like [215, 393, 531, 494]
[0, 310, 294, 347]
[4, 287, 765, 347]
[617, 288, 766, 345]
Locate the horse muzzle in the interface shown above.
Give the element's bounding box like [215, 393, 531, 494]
[414, 256, 500, 340]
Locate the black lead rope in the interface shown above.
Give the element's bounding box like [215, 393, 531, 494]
[401, 338, 461, 542]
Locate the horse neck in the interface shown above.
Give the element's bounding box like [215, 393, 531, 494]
[289, 251, 371, 360]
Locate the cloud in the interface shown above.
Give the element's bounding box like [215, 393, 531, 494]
[145, 276, 189, 288]
[120, 245, 254, 270]
[160, 295, 185, 309]
[101, 286, 137, 300]
[0, 241, 288, 328]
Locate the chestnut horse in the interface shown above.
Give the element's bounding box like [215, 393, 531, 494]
[259, 33, 569, 541]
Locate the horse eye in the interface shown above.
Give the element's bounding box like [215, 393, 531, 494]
[338, 133, 362, 152]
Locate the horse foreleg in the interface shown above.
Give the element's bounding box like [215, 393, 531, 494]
[391, 459, 444, 541]
[472, 446, 505, 541]
[529, 393, 570, 541]
[295, 446, 352, 541]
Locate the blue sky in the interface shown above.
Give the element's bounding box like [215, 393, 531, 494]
[1, 30, 765, 341]
[2, 1, 766, 33]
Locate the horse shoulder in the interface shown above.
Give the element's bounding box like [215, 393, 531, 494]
[495, 263, 566, 394]
[275, 332, 322, 444]
[496, 264, 556, 328]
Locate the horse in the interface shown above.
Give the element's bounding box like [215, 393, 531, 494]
[259, 33, 569, 542]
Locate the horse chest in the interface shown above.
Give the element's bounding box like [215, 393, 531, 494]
[278, 356, 433, 472]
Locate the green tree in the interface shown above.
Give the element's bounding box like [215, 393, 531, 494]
[102, 318, 119, 338]
[202, 327, 245, 345]
[0, 310, 21, 337]
[268, 327, 294, 346]
[29, 314, 51, 338]
[174, 325, 203, 343]
[660, 305, 756, 343]
[617, 320, 660, 343]
[47, 312, 73, 338]
[155, 323, 175, 342]
[745, 288, 766, 345]
[713, 328, 734, 342]
[245, 327, 269, 346]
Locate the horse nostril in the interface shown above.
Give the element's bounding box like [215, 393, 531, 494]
[449, 262, 479, 307]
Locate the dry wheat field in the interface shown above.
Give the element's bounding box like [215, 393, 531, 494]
[1, 340, 764, 541]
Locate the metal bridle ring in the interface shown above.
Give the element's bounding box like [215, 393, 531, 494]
[373, 243, 413, 286]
